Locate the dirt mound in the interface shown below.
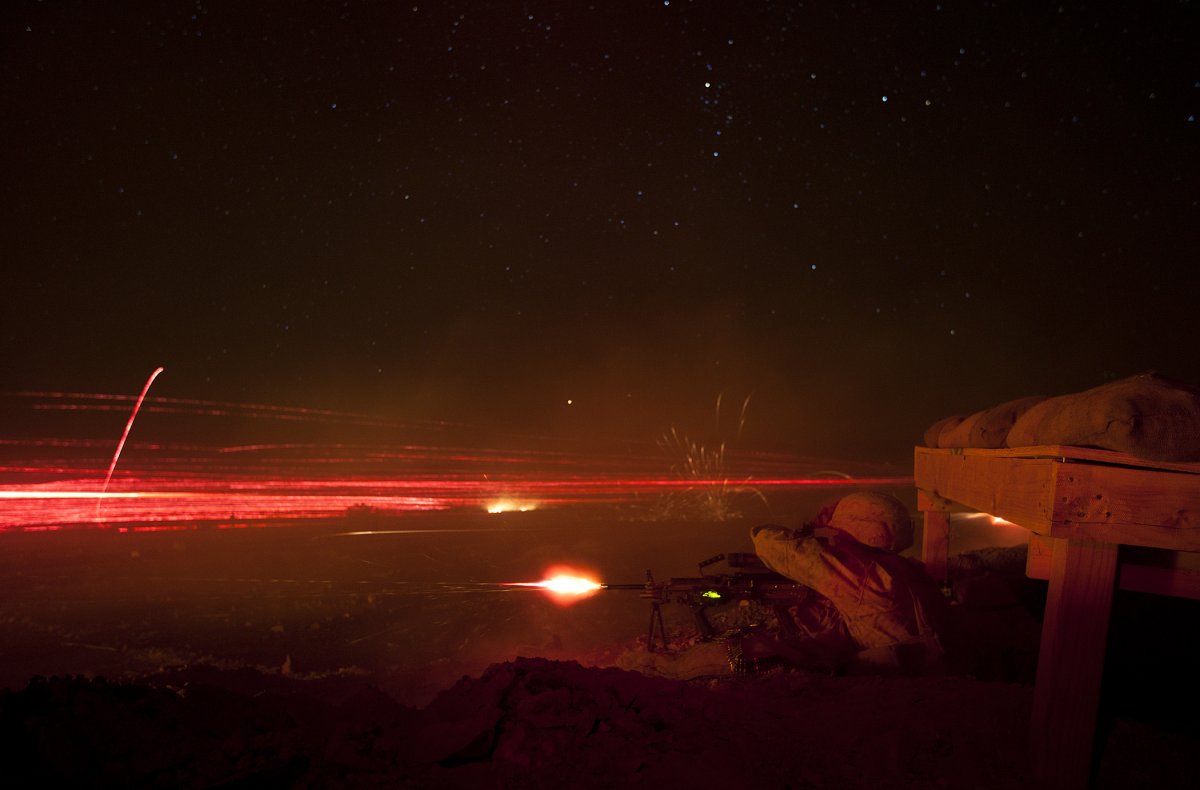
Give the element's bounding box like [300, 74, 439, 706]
[3, 658, 1036, 788]
[408, 657, 1035, 789]
[2, 645, 1196, 787]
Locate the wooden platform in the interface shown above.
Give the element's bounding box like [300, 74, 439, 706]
[914, 445, 1200, 789]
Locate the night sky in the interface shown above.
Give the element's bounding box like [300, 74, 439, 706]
[3, 1, 1197, 460]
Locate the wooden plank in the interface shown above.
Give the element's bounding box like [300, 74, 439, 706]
[921, 509, 949, 582]
[916, 488, 950, 512]
[1048, 462, 1200, 551]
[914, 447, 1060, 533]
[928, 444, 1200, 475]
[1026, 533, 1200, 600]
[1030, 537, 1119, 789]
[916, 447, 1200, 551]
[916, 488, 974, 515]
[1025, 532, 1054, 578]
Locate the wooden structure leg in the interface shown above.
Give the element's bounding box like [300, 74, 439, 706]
[1029, 537, 1119, 789]
[921, 509, 949, 582]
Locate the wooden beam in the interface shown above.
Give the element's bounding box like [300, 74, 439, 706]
[916, 488, 951, 512]
[1047, 463, 1200, 552]
[1025, 532, 1053, 579]
[921, 509, 949, 582]
[915, 447, 1200, 551]
[914, 447, 1060, 533]
[1030, 537, 1119, 789]
[954, 444, 1200, 475]
[1026, 533, 1200, 600]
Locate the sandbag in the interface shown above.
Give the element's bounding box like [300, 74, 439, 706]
[925, 397, 1046, 449]
[938, 411, 981, 448]
[1005, 373, 1200, 461]
[922, 414, 965, 447]
[967, 395, 1047, 448]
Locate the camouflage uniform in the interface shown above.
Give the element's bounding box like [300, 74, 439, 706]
[751, 495, 944, 672]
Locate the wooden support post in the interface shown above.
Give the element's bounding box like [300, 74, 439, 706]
[1029, 537, 1119, 789]
[917, 489, 950, 582]
[922, 510, 949, 582]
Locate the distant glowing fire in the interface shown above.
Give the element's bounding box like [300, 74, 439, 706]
[485, 498, 539, 514]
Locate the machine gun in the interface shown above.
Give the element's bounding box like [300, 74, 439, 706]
[604, 553, 810, 652]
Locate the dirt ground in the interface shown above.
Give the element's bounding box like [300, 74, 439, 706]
[1, 508, 1198, 787]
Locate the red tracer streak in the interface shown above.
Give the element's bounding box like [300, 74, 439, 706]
[100, 367, 164, 497]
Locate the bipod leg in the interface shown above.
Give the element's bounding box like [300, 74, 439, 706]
[647, 602, 667, 652]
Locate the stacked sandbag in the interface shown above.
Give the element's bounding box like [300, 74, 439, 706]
[925, 396, 1047, 449]
[922, 374, 1200, 462]
[1005, 373, 1200, 461]
[923, 414, 965, 448]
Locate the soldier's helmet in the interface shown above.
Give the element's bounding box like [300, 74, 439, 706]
[828, 492, 914, 552]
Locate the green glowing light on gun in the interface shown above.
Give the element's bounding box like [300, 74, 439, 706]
[701, 590, 722, 599]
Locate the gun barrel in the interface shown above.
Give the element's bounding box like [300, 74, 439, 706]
[601, 583, 649, 590]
